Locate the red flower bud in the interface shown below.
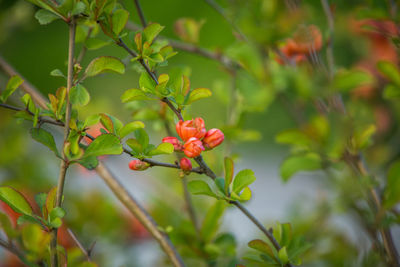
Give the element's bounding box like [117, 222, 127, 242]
[129, 160, 150, 171]
[183, 137, 204, 158]
[162, 136, 183, 151]
[176, 117, 206, 141]
[203, 128, 224, 149]
[180, 157, 192, 172]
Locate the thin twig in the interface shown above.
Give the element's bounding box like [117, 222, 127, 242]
[67, 229, 92, 262]
[50, 18, 76, 267]
[0, 238, 38, 267]
[133, 0, 147, 27]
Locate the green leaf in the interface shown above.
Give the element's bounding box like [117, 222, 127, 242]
[85, 38, 110, 50]
[232, 169, 256, 194]
[143, 23, 164, 44]
[77, 156, 99, 170]
[46, 187, 57, 215]
[147, 142, 174, 156]
[83, 134, 123, 158]
[17, 214, 41, 226]
[236, 186, 252, 201]
[139, 72, 156, 93]
[126, 138, 143, 154]
[0, 212, 17, 238]
[377, 61, 400, 86]
[1, 75, 23, 102]
[100, 113, 114, 133]
[30, 128, 60, 157]
[84, 114, 101, 127]
[383, 84, 400, 99]
[119, 121, 145, 138]
[84, 56, 125, 78]
[201, 201, 226, 242]
[186, 88, 212, 104]
[49, 207, 65, 222]
[280, 153, 322, 182]
[278, 247, 289, 265]
[134, 129, 149, 149]
[188, 180, 218, 198]
[248, 239, 275, 257]
[333, 70, 374, 92]
[34, 9, 59, 25]
[224, 157, 234, 194]
[121, 88, 150, 103]
[70, 84, 90, 106]
[50, 69, 65, 78]
[384, 160, 400, 209]
[112, 9, 129, 36]
[50, 217, 62, 228]
[35, 193, 47, 211]
[0, 186, 33, 215]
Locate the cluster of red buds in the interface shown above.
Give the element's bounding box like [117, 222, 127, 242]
[128, 117, 224, 172]
[163, 117, 224, 171]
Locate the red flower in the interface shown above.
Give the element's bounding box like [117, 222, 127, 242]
[176, 117, 206, 141]
[180, 157, 192, 172]
[129, 160, 150, 171]
[183, 137, 204, 158]
[203, 128, 224, 149]
[162, 136, 183, 151]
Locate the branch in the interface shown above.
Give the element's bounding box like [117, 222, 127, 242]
[50, 17, 76, 267]
[67, 228, 93, 262]
[133, 0, 147, 27]
[95, 162, 185, 267]
[0, 238, 38, 267]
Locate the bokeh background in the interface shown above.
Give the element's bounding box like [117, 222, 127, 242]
[0, 0, 400, 266]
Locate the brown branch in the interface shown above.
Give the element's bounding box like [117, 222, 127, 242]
[0, 238, 37, 267]
[67, 228, 93, 262]
[95, 162, 185, 267]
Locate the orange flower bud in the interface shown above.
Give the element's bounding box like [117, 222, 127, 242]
[162, 136, 183, 151]
[183, 137, 204, 158]
[180, 157, 192, 172]
[129, 160, 150, 171]
[203, 128, 224, 149]
[176, 117, 206, 141]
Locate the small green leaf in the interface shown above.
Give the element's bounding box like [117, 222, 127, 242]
[100, 113, 114, 133]
[201, 201, 226, 242]
[383, 84, 400, 99]
[121, 88, 150, 103]
[77, 156, 99, 170]
[49, 207, 65, 222]
[50, 69, 65, 78]
[143, 23, 164, 44]
[278, 247, 289, 265]
[0, 186, 33, 215]
[1, 75, 23, 102]
[139, 72, 156, 93]
[275, 129, 312, 148]
[147, 142, 174, 156]
[248, 239, 275, 257]
[50, 217, 62, 228]
[126, 138, 143, 154]
[119, 121, 145, 138]
[384, 160, 400, 209]
[377, 61, 400, 86]
[333, 70, 374, 92]
[280, 153, 322, 182]
[84, 114, 101, 127]
[30, 128, 60, 157]
[85, 56, 125, 78]
[224, 157, 234, 194]
[232, 169, 256, 194]
[85, 38, 110, 50]
[186, 88, 212, 104]
[35, 193, 47, 211]
[70, 84, 90, 106]
[34, 9, 59, 25]
[46, 187, 57, 215]
[112, 9, 129, 36]
[188, 180, 218, 198]
[135, 129, 149, 149]
[83, 134, 123, 158]
[0, 212, 17, 238]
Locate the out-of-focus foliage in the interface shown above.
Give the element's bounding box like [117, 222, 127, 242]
[0, 0, 400, 266]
